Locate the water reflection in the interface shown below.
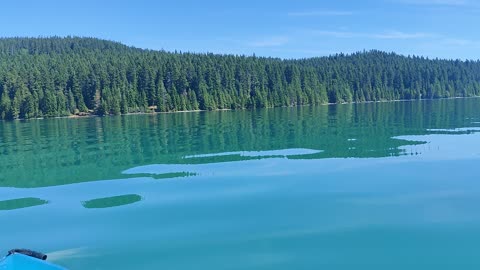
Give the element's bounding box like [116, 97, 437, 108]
[123, 148, 334, 177]
[427, 127, 480, 134]
[125, 172, 195, 180]
[1, 98, 479, 188]
[0, 98, 479, 213]
[183, 148, 323, 159]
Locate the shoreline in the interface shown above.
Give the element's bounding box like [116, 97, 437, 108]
[8, 95, 480, 122]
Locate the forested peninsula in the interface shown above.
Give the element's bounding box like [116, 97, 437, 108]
[0, 37, 479, 120]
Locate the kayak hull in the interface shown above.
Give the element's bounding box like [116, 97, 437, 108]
[0, 254, 66, 270]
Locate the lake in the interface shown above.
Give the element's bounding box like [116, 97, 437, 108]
[1, 98, 480, 269]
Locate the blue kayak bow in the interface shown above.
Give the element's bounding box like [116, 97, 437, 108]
[0, 249, 66, 270]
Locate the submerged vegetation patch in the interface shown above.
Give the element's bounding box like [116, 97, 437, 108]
[0, 197, 48, 211]
[82, 194, 142, 209]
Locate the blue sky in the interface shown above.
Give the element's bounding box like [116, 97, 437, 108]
[1, 0, 479, 59]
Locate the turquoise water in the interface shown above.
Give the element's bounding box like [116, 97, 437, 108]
[1, 98, 480, 269]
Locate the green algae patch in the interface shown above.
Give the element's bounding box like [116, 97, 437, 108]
[82, 194, 142, 209]
[0, 197, 48, 211]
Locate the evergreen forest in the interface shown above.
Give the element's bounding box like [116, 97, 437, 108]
[1, 37, 479, 120]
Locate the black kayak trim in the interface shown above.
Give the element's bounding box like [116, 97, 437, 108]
[7, 249, 47, 260]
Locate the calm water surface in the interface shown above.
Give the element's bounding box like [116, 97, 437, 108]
[1, 98, 480, 269]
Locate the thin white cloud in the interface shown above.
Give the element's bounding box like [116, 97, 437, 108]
[311, 30, 358, 38]
[372, 31, 434, 39]
[441, 38, 480, 47]
[248, 36, 289, 47]
[288, 10, 354, 17]
[442, 38, 472, 46]
[398, 0, 471, 6]
[311, 30, 435, 40]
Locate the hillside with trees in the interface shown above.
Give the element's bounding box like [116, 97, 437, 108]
[0, 37, 479, 120]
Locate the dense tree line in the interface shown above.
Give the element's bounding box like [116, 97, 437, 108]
[0, 37, 479, 120]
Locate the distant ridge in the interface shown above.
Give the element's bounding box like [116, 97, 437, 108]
[0, 37, 479, 120]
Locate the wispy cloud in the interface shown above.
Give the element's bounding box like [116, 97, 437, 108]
[311, 30, 358, 38]
[288, 10, 354, 17]
[248, 36, 289, 47]
[442, 38, 472, 46]
[397, 0, 472, 6]
[441, 38, 480, 47]
[311, 30, 435, 40]
[372, 31, 434, 39]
